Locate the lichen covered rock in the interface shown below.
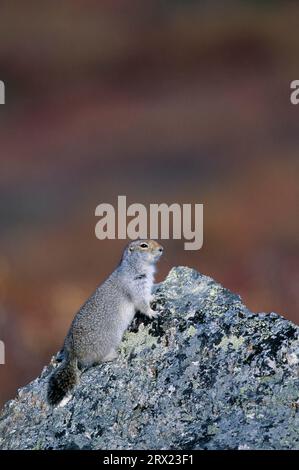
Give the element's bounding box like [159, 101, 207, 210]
[0, 267, 298, 450]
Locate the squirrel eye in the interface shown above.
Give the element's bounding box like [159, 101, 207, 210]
[140, 243, 148, 248]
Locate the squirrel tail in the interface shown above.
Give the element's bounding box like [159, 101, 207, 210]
[47, 355, 79, 406]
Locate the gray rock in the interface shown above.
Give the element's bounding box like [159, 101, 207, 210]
[0, 267, 298, 450]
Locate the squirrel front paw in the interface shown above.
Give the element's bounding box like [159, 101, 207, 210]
[146, 308, 160, 319]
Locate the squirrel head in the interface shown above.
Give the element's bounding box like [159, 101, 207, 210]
[122, 239, 163, 265]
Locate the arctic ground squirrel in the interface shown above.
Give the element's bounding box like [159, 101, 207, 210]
[47, 239, 163, 406]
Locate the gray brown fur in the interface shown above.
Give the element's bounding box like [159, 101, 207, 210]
[47, 239, 163, 406]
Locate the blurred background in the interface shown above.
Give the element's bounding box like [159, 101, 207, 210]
[0, 0, 299, 407]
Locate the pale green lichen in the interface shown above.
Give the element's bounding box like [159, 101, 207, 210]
[186, 325, 197, 337]
[207, 424, 219, 435]
[121, 326, 157, 356]
[217, 335, 245, 351]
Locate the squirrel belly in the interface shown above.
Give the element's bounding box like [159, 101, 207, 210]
[47, 239, 163, 406]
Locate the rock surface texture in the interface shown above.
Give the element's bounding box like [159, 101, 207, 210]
[0, 267, 298, 450]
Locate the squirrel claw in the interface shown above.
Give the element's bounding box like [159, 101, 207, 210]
[147, 308, 160, 319]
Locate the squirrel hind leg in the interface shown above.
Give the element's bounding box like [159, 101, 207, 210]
[102, 349, 118, 363]
[79, 349, 118, 368]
